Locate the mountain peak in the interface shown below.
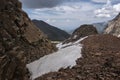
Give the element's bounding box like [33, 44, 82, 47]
[32, 20, 70, 41]
[63, 24, 98, 43]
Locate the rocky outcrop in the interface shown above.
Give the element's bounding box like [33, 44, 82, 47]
[0, 0, 56, 79]
[32, 20, 70, 41]
[64, 24, 98, 43]
[0, 54, 28, 80]
[104, 13, 120, 37]
[37, 35, 120, 80]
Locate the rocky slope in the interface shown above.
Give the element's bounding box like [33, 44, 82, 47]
[37, 34, 120, 80]
[32, 20, 70, 41]
[104, 13, 120, 37]
[63, 24, 98, 43]
[35, 24, 120, 80]
[0, 0, 56, 79]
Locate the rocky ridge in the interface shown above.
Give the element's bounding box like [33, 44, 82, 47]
[104, 13, 120, 37]
[0, 0, 56, 79]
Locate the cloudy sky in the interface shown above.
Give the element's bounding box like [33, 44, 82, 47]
[19, 0, 120, 31]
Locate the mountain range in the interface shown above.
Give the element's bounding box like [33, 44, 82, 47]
[32, 20, 70, 41]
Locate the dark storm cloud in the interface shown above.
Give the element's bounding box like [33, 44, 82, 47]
[19, 0, 83, 8]
[20, 0, 65, 8]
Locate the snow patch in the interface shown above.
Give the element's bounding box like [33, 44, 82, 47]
[27, 37, 87, 80]
[113, 3, 120, 12]
[27, 45, 82, 80]
[56, 42, 72, 49]
[56, 36, 87, 49]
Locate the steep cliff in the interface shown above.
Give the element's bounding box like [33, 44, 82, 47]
[104, 13, 120, 37]
[0, 0, 56, 79]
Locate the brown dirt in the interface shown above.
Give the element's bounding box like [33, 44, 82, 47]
[36, 34, 120, 80]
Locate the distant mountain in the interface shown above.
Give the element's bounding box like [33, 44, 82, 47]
[66, 22, 107, 35]
[32, 20, 70, 41]
[93, 22, 107, 34]
[63, 24, 98, 43]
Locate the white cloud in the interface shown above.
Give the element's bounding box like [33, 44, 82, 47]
[46, 19, 56, 23]
[55, 6, 77, 12]
[66, 19, 70, 22]
[94, 8, 114, 18]
[94, 0, 120, 18]
[51, 19, 56, 22]
[46, 19, 51, 22]
[24, 1, 115, 31]
[95, 14, 111, 18]
[32, 2, 97, 17]
[91, 0, 108, 3]
[113, 3, 120, 12]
